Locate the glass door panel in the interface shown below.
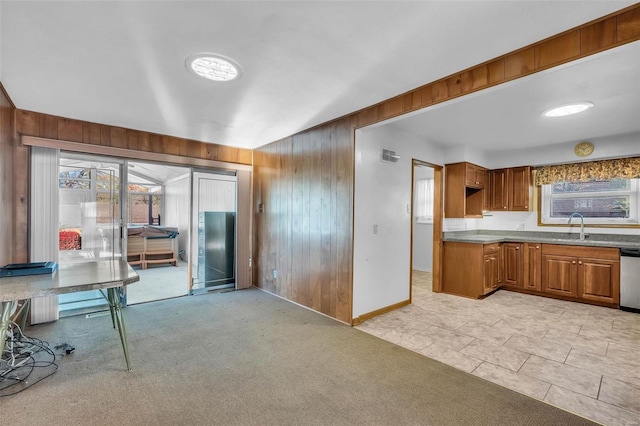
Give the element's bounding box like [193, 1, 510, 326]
[58, 156, 123, 316]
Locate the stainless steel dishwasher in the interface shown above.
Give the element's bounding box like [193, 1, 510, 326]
[620, 248, 640, 313]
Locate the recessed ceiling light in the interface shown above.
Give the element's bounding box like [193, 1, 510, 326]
[542, 102, 594, 117]
[186, 53, 241, 82]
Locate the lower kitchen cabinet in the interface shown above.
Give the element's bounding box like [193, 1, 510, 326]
[523, 243, 541, 291]
[441, 240, 620, 308]
[442, 241, 502, 299]
[541, 244, 620, 306]
[542, 254, 578, 297]
[483, 245, 501, 294]
[502, 242, 523, 288]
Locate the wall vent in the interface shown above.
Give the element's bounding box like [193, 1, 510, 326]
[380, 148, 400, 163]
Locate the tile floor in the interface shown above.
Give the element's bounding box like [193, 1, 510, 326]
[355, 271, 640, 426]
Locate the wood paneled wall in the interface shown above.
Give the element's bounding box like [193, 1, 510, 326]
[253, 4, 640, 323]
[254, 117, 354, 323]
[15, 109, 252, 166]
[0, 84, 16, 265]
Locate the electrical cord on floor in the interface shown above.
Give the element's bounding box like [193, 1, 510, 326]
[0, 322, 58, 397]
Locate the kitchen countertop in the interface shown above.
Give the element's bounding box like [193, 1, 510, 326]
[443, 230, 640, 250]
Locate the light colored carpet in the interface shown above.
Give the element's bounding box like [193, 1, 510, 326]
[1, 288, 595, 426]
[126, 260, 189, 305]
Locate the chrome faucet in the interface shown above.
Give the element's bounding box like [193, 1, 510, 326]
[568, 212, 585, 240]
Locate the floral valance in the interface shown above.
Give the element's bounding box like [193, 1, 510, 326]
[534, 157, 640, 185]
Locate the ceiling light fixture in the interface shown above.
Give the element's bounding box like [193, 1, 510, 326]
[186, 53, 241, 82]
[542, 102, 594, 117]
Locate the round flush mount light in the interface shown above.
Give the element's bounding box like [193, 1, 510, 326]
[542, 102, 594, 118]
[186, 53, 241, 82]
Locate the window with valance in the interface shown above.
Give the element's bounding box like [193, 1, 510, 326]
[535, 157, 640, 226]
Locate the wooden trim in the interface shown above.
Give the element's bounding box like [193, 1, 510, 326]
[16, 109, 252, 166]
[21, 136, 251, 172]
[352, 299, 411, 326]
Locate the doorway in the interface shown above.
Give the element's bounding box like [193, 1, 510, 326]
[411, 161, 437, 300]
[190, 171, 237, 293]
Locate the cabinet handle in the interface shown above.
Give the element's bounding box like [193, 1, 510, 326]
[525, 206, 528, 209]
[536, 246, 540, 249]
[578, 261, 583, 265]
[516, 247, 520, 250]
[572, 261, 576, 264]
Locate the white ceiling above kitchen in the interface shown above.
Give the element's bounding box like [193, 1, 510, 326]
[0, 1, 636, 149]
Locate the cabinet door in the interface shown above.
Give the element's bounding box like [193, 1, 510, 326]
[483, 253, 500, 294]
[524, 243, 541, 291]
[465, 163, 485, 188]
[542, 254, 578, 297]
[502, 243, 523, 287]
[490, 169, 508, 210]
[508, 166, 531, 211]
[577, 258, 620, 305]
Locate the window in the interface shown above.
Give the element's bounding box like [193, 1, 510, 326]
[127, 184, 163, 225]
[541, 178, 639, 225]
[414, 178, 434, 224]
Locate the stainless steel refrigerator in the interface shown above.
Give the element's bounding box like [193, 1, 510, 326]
[197, 212, 235, 289]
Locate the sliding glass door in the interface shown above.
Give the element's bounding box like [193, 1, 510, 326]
[58, 154, 124, 316]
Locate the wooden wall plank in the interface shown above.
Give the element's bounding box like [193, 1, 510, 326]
[82, 122, 100, 144]
[534, 31, 581, 69]
[16, 109, 40, 136]
[57, 117, 83, 142]
[0, 85, 15, 265]
[40, 114, 58, 139]
[487, 59, 505, 85]
[110, 127, 127, 149]
[504, 48, 535, 79]
[581, 17, 617, 54]
[382, 96, 404, 119]
[461, 66, 488, 93]
[126, 131, 140, 151]
[309, 128, 322, 311]
[618, 7, 640, 41]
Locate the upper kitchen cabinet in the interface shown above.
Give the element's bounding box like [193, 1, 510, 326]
[490, 166, 531, 211]
[444, 162, 487, 218]
[464, 163, 487, 188]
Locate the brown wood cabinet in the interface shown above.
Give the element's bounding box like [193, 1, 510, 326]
[442, 241, 501, 299]
[444, 162, 487, 218]
[541, 244, 620, 306]
[523, 243, 542, 291]
[489, 169, 508, 211]
[464, 163, 487, 188]
[542, 254, 578, 297]
[502, 242, 523, 288]
[483, 244, 502, 294]
[489, 166, 531, 211]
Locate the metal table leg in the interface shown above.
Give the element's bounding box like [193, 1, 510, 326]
[1, 300, 18, 358]
[106, 288, 131, 371]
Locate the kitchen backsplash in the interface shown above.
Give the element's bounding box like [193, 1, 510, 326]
[443, 211, 638, 236]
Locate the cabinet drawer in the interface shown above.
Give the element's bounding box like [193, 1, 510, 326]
[541, 244, 619, 261]
[484, 243, 501, 254]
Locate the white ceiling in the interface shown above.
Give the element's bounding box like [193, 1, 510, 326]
[1, 1, 636, 149]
